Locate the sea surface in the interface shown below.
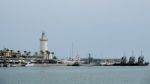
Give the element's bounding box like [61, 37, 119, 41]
[0, 66, 150, 84]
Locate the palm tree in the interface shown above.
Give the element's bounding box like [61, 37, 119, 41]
[26, 51, 31, 58]
[40, 50, 44, 56]
[24, 51, 27, 58]
[51, 52, 55, 59]
[6, 48, 10, 57]
[17, 50, 21, 55]
[24, 51, 27, 54]
[46, 50, 50, 60]
[51, 52, 54, 55]
[17, 50, 21, 59]
[6, 48, 9, 52]
[0, 50, 3, 56]
[10, 50, 13, 58]
[28, 51, 31, 56]
[53, 56, 57, 60]
[34, 52, 38, 56]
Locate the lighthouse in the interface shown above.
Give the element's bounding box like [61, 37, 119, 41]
[40, 32, 48, 59]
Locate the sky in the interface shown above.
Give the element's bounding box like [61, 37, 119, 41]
[0, 0, 150, 61]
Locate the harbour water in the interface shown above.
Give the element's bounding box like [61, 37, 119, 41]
[0, 66, 150, 84]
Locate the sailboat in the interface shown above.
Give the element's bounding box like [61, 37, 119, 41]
[63, 42, 80, 66]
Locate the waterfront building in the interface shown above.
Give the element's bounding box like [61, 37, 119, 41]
[40, 32, 53, 60]
[0, 48, 14, 57]
[40, 32, 48, 52]
[40, 32, 48, 60]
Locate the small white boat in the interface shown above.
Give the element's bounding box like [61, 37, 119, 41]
[25, 62, 34, 67]
[10, 64, 17, 67]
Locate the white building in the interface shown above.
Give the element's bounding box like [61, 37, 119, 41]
[40, 32, 48, 60]
[40, 32, 54, 60]
[40, 32, 48, 51]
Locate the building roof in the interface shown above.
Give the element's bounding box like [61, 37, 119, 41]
[40, 32, 48, 41]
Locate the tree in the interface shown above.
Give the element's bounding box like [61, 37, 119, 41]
[16, 50, 21, 59]
[34, 52, 38, 56]
[51, 52, 55, 59]
[24, 51, 27, 58]
[26, 51, 31, 58]
[53, 56, 57, 60]
[11, 50, 14, 54]
[24, 51, 27, 54]
[17, 50, 21, 55]
[28, 51, 31, 56]
[6, 48, 9, 52]
[0, 50, 3, 56]
[51, 52, 54, 55]
[40, 50, 44, 56]
[46, 50, 50, 60]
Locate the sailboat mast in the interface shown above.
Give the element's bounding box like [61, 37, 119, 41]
[141, 50, 143, 56]
[72, 42, 74, 58]
[123, 52, 126, 57]
[132, 50, 134, 57]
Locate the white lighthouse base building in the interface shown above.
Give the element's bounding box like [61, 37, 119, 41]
[40, 32, 54, 60]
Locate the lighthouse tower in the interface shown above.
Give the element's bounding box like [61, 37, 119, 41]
[40, 32, 48, 59]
